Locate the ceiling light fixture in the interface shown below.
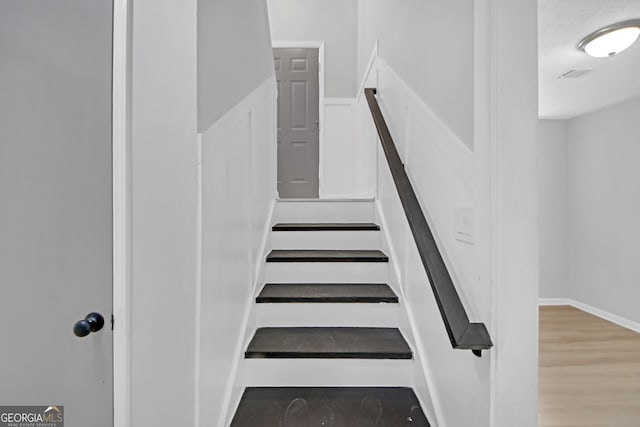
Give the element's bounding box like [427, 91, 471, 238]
[578, 19, 640, 58]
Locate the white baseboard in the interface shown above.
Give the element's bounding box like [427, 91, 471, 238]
[571, 300, 640, 333]
[538, 298, 571, 306]
[539, 298, 640, 333]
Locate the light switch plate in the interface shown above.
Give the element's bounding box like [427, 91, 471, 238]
[455, 206, 474, 245]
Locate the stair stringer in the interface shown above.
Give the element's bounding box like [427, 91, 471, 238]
[215, 201, 275, 427]
[375, 199, 444, 427]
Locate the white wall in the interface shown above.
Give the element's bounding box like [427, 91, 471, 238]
[537, 96, 640, 328]
[370, 53, 487, 427]
[197, 78, 277, 426]
[198, 0, 274, 130]
[538, 120, 568, 299]
[131, 1, 276, 426]
[567, 95, 640, 324]
[130, 1, 198, 426]
[360, 1, 539, 426]
[267, 0, 357, 97]
[196, 1, 277, 424]
[357, 0, 475, 148]
[291, 0, 476, 199]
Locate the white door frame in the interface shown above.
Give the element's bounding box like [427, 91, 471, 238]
[112, 0, 130, 426]
[271, 41, 325, 198]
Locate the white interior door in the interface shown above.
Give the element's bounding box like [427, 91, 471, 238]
[0, 1, 114, 426]
[274, 47, 320, 198]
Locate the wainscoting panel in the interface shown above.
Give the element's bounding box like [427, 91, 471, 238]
[368, 56, 490, 427]
[196, 77, 277, 426]
[321, 98, 358, 198]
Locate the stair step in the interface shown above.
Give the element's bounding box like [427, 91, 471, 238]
[257, 283, 398, 303]
[230, 387, 430, 427]
[266, 249, 389, 263]
[245, 327, 412, 359]
[274, 200, 375, 223]
[242, 359, 413, 387]
[272, 222, 380, 231]
[271, 228, 381, 250]
[265, 262, 389, 283]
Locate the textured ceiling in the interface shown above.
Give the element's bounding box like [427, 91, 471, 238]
[539, 0, 640, 118]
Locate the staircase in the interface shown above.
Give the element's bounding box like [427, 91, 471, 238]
[229, 200, 431, 426]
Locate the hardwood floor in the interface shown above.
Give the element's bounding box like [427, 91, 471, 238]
[539, 306, 640, 427]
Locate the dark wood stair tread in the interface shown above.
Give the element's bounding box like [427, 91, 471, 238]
[266, 249, 389, 263]
[257, 283, 398, 303]
[272, 222, 380, 231]
[245, 327, 412, 359]
[230, 387, 430, 426]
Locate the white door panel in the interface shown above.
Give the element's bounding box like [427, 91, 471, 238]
[274, 48, 320, 198]
[0, 1, 113, 426]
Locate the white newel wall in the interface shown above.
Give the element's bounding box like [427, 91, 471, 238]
[361, 55, 490, 427]
[196, 77, 277, 426]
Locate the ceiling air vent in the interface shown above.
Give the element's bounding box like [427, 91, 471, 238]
[557, 69, 591, 79]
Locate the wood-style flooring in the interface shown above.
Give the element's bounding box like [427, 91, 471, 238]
[539, 305, 640, 427]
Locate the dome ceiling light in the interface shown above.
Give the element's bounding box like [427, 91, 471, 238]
[578, 19, 640, 58]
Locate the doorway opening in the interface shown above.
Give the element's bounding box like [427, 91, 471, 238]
[273, 43, 323, 198]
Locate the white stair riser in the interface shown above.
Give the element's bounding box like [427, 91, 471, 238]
[274, 201, 375, 223]
[265, 262, 389, 283]
[254, 303, 401, 327]
[242, 359, 415, 387]
[271, 230, 381, 250]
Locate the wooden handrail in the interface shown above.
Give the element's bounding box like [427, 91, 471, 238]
[364, 88, 492, 356]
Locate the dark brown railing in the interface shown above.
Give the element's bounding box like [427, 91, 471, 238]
[364, 88, 492, 357]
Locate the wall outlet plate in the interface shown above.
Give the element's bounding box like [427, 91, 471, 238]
[455, 206, 474, 245]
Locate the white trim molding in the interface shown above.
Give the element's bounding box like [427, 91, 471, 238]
[112, 1, 131, 426]
[539, 298, 640, 333]
[194, 133, 203, 427]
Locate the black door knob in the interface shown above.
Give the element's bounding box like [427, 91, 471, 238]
[73, 312, 105, 337]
